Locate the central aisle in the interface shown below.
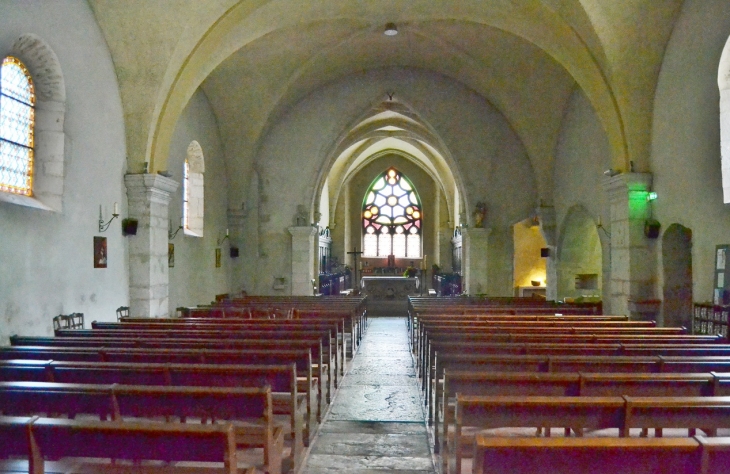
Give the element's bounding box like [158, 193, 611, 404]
[301, 317, 436, 473]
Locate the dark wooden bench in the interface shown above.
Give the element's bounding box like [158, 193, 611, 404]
[0, 415, 256, 474]
[472, 435, 701, 474]
[0, 346, 320, 425]
[426, 342, 730, 412]
[54, 327, 340, 393]
[12, 334, 332, 408]
[0, 383, 284, 474]
[452, 395, 730, 474]
[101, 318, 348, 378]
[439, 371, 726, 454]
[0, 359, 307, 465]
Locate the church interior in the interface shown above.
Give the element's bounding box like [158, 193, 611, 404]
[3, 1, 730, 473]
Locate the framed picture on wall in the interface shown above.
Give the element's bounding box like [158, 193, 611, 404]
[714, 245, 730, 305]
[168, 243, 174, 268]
[93, 236, 107, 269]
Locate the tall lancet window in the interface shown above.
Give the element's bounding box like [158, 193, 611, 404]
[0, 56, 35, 196]
[362, 167, 422, 258]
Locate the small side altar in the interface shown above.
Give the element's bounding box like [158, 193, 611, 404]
[361, 276, 420, 316]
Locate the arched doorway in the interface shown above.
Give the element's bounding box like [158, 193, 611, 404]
[513, 217, 547, 297]
[662, 224, 692, 328]
[557, 206, 602, 302]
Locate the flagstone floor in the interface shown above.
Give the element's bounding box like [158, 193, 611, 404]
[301, 317, 437, 474]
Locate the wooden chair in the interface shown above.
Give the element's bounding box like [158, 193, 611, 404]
[115, 306, 129, 321]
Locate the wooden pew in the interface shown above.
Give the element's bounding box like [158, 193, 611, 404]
[452, 395, 730, 474]
[55, 327, 340, 393]
[0, 359, 307, 464]
[472, 436, 701, 474]
[426, 342, 730, 413]
[12, 335, 332, 408]
[0, 415, 256, 474]
[107, 317, 349, 377]
[412, 317, 656, 349]
[425, 342, 730, 416]
[0, 346, 320, 426]
[439, 371, 721, 455]
[0, 382, 284, 474]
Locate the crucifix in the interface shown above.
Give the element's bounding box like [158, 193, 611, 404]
[347, 247, 363, 294]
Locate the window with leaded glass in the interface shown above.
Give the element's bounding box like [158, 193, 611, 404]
[0, 56, 35, 196]
[362, 167, 422, 258]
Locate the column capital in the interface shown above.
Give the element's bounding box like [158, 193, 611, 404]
[602, 172, 652, 202]
[124, 173, 179, 204]
[288, 226, 318, 237]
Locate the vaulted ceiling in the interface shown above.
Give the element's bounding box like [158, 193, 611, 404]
[89, 0, 684, 197]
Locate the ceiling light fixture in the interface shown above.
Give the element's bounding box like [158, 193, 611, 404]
[384, 22, 398, 36]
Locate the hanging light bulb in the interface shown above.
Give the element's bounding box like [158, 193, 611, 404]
[384, 22, 398, 36]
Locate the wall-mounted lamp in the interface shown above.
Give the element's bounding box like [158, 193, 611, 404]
[98, 203, 119, 232]
[217, 228, 230, 246]
[169, 218, 184, 240]
[384, 22, 398, 36]
[603, 168, 621, 177]
[647, 192, 658, 202]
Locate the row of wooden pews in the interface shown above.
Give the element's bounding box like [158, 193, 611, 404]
[407, 296, 730, 474]
[0, 295, 366, 474]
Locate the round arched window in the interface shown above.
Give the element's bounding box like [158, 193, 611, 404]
[362, 167, 421, 258]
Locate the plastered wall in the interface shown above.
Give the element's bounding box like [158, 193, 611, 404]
[0, 0, 127, 342]
[167, 89, 232, 311]
[650, 0, 730, 305]
[513, 220, 547, 290]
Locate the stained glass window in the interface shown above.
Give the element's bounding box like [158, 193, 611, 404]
[0, 57, 35, 196]
[362, 167, 422, 258]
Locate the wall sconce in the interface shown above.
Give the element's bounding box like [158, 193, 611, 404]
[647, 191, 658, 202]
[98, 203, 119, 232]
[169, 218, 183, 240]
[217, 228, 230, 246]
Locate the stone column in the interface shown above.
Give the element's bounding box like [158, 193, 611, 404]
[536, 206, 558, 302]
[124, 174, 179, 318]
[289, 226, 318, 296]
[603, 173, 654, 317]
[463, 227, 490, 295]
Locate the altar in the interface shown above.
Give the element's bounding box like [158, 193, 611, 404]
[361, 276, 420, 316]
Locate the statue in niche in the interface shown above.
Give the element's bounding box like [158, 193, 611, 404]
[295, 205, 308, 226]
[473, 201, 487, 228]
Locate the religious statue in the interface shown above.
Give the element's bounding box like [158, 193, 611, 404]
[474, 201, 487, 228]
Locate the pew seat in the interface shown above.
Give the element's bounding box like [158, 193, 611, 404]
[0, 415, 258, 474]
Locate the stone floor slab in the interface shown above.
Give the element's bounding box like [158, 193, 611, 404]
[327, 385, 424, 421]
[340, 374, 418, 387]
[319, 421, 428, 435]
[309, 433, 431, 457]
[304, 454, 435, 472]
